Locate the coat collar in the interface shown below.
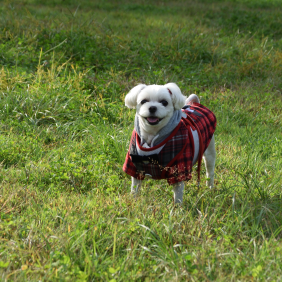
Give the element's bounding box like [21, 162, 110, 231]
[134, 109, 182, 146]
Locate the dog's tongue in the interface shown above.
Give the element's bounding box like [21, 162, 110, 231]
[147, 117, 159, 123]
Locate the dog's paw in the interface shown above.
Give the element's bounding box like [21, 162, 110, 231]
[205, 177, 214, 189]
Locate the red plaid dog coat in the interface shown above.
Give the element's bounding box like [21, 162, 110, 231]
[123, 103, 216, 185]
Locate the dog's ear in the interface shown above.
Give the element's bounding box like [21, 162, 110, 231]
[165, 83, 186, 110]
[125, 84, 147, 108]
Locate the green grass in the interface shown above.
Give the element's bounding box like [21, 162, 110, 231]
[0, 0, 282, 280]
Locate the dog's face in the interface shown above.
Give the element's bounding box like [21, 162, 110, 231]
[125, 83, 186, 131]
[136, 85, 174, 127]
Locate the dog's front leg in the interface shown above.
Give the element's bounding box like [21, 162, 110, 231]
[172, 181, 184, 204]
[203, 135, 216, 188]
[131, 177, 142, 197]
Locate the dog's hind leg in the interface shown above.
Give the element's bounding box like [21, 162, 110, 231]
[203, 135, 216, 188]
[172, 181, 184, 204]
[131, 177, 142, 197]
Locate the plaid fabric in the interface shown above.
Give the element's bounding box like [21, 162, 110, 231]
[123, 103, 216, 185]
[184, 103, 217, 152]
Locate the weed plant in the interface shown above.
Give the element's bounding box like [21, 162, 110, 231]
[0, 0, 282, 281]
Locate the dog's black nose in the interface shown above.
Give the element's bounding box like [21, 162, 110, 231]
[149, 106, 157, 113]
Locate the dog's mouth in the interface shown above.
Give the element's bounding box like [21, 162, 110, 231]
[145, 117, 163, 125]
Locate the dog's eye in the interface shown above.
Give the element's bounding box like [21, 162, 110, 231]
[141, 99, 148, 104]
[160, 100, 168, 107]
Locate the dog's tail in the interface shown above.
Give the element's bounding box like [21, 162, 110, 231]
[185, 94, 200, 105]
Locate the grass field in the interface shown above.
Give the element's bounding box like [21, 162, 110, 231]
[0, 0, 282, 280]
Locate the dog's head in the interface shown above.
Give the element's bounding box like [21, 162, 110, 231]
[125, 83, 186, 129]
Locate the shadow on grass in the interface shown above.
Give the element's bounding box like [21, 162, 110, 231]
[1, 0, 282, 88]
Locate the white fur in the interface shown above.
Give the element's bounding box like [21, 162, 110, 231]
[185, 94, 200, 104]
[126, 86, 216, 205]
[203, 135, 216, 188]
[165, 83, 186, 110]
[125, 84, 147, 109]
[125, 83, 186, 145]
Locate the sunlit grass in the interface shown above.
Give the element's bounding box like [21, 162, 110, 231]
[0, 0, 282, 281]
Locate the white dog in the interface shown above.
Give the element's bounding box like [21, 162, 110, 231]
[123, 83, 216, 204]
